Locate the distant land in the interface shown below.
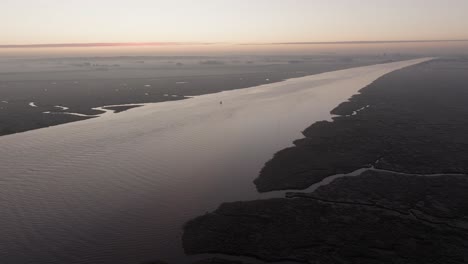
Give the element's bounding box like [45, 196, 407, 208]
[1, 39, 468, 48]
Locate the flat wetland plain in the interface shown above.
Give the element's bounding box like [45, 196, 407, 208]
[184, 58, 468, 264]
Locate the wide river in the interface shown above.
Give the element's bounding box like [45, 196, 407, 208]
[0, 58, 429, 264]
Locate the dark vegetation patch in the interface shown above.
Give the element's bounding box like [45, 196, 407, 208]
[184, 174, 468, 264]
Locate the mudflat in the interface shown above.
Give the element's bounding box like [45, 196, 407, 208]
[0, 55, 395, 136]
[255, 58, 468, 192]
[183, 58, 468, 264]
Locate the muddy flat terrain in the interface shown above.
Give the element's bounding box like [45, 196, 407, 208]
[0, 55, 396, 136]
[183, 58, 468, 264]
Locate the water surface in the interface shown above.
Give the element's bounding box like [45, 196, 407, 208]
[0, 58, 429, 264]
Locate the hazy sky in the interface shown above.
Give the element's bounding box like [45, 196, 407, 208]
[2, 0, 468, 45]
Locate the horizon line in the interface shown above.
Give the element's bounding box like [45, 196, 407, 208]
[0, 42, 217, 49]
[246, 39, 468, 45]
[1, 39, 468, 49]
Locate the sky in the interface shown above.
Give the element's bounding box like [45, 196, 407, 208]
[2, 0, 468, 46]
